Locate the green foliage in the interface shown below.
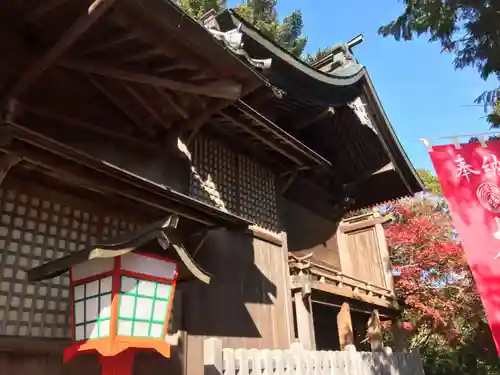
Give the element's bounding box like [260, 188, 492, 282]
[178, 0, 307, 58]
[475, 88, 500, 128]
[378, 0, 500, 127]
[417, 169, 441, 195]
[179, 0, 226, 19]
[233, 0, 307, 57]
[304, 46, 335, 65]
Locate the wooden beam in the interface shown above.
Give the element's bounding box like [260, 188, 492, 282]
[337, 302, 354, 351]
[367, 309, 384, 351]
[110, 5, 213, 75]
[1, 135, 214, 226]
[295, 107, 335, 130]
[60, 60, 242, 99]
[123, 83, 171, 129]
[294, 278, 396, 310]
[156, 89, 189, 119]
[219, 111, 302, 165]
[119, 48, 164, 63]
[86, 74, 156, 137]
[157, 62, 199, 73]
[22, 105, 155, 150]
[186, 100, 230, 145]
[0, 154, 21, 186]
[23, 0, 71, 25]
[80, 32, 137, 55]
[2, 0, 115, 104]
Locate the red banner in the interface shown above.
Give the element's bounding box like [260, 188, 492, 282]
[430, 141, 500, 353]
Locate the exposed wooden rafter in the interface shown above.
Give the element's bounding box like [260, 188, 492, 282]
[295, 107, 335, 131]
[157, 63, 198, 73]
[80, 31, 137, 55]
[85, 74, 156, 137]
[59, 59, 242, 99]
[23, 0, 71, 25]
[123, 83, 171, 130]
[219, 111, 302, 165]
[118, 48, 164, 63]
[186, 100, 231, 145]
[2, 0, 116, 105]
[155, 89, 189, 120]
[2, 121, 251, 228]
[110, 5, 216, 77]
[21, 105, 155, 150]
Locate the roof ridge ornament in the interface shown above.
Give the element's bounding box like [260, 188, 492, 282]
[206, 24, 273, 70]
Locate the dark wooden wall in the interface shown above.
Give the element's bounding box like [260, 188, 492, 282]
[19, 122, 191, 194]
[182, 229, 292, 375]
[0, 172, 291, 375]
[282, 199, 341, 270]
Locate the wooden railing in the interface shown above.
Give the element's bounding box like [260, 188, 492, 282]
[204, 338, 425, 375]
[288, 253, 394, 305]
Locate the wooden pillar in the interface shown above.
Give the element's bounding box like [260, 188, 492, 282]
[392, 319, 409, 350]
[293, 285, 316, 350]
[337, 302, 354, 350]
[367, 309, 383, 351]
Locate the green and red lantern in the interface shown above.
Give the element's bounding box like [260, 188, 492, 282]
[26, 216, 209, 375]
[65, 251, 178, 374]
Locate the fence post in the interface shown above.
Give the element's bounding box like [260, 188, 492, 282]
[204, 338, 223, 375]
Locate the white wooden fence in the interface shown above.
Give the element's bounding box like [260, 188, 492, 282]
[204, 338, 425, 375]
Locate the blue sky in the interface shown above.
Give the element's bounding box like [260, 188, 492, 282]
[228, 0, 498, 172]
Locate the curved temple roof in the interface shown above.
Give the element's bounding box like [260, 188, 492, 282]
[206, 9, 423, 207]
[214, 10, 367, 106]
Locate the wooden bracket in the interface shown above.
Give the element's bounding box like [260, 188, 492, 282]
[0, 154, 21, 186]
[191, 230, 210, 259]
[279, 166, 309, 195]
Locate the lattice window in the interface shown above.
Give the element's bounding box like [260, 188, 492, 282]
[117, 276, 172, 339]
[238, 155, 278, 232]
[73, 276, 113, 341]
[190, 136, 279, 232]
[0, 184, 139, 338]
[190, 136, 238, 214]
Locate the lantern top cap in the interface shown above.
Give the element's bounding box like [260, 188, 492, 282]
[27, 214, 211, 284]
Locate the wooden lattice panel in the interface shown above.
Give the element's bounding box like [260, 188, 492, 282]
[190, 136, 238, 213]
[0, 184, 139, 338]
[238, 155, 278, 232]
[190, 136, 278, 232]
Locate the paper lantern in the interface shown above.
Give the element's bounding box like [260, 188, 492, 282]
[27, 215, 212, 375]
[64, 251, 178, 374]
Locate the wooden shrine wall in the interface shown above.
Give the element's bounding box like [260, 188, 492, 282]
[0, 179, 142, 338]
[282, 199, 341, 270]
[31, 125, 280, 233]
[0, 178, 190, 375]
[180, 229, 292, 375]
[189, 135, 279, 233]
[0, 128, 290, 375]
